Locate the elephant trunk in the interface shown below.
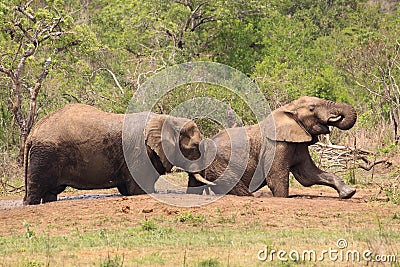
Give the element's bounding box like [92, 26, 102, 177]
[326, 101, 357, 130]
[176, 138, 217, 173]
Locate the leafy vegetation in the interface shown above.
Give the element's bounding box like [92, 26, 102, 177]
[0, 0, 399, 199]
[176, 210, 207, 226]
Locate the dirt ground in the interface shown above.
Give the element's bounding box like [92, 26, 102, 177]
[0, 185, 399, 237]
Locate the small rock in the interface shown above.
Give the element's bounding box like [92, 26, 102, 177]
[121, 206, 130, 213]
[142, 208, 154, 213]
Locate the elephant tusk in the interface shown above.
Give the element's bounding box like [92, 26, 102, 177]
[328, 115, 342, 123]
[193, 173, 216, 186]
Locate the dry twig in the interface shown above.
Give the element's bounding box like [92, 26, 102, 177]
[310, 142, 391, 172]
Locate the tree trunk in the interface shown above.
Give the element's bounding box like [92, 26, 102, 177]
[11, 57, 51, 165]
[391, 109, 399, 145]
[17, 130, 28, 164]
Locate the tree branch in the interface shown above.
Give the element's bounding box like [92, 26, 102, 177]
[357, 157, 392, 171]
[16, 4, 36, 23]
[162, 27, 178, 47]
[91, 68, 125, 94]
[27, 57, 52, 131]
[14, 22, 35, 43]
[174, 1, 213, 49]
[11, 81, 24, 130]
[0, 65, 13, 77]
[15, 48, 35, 80]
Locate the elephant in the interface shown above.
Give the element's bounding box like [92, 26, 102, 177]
[187, 96, 357, 199]
[23, 103, 211, 205]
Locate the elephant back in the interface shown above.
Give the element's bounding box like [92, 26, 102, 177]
[29, 104, 124, 145]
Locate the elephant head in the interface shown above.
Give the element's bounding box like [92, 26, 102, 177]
[145, 115, 203, 172]
[265, 96, 357, 142]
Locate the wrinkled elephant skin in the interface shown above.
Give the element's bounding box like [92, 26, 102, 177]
[187, 96, 357, 199]
[23, 104, 203, 205]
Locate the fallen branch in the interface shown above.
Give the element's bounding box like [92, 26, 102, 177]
[357, 157, 392, 171]
[0, 181, 24, 193]
[310, 142, 391, 172]
[313, 142, 373, 155]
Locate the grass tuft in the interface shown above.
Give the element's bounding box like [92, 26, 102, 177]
[197, 258, 222, 267]
[100, 254, 124, 267]
[176, 211, 206, 226]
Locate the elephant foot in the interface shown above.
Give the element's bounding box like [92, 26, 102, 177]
[228, 182, 253, 196]
[23, 196, 41, 205]
[339, 186, 356, 199]
[118, 181, 147, 195]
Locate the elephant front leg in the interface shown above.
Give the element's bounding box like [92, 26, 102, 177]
[266, 169, 290, 197]
[264, 145, 291, 197]
[290, 147, 356, 199]
[118, 169, 150, 195]
[118, 178, 147, 195]
[228, 180, 253, 196]
[42, 185, 67, 203]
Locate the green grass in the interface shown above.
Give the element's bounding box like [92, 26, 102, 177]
[0, 220, 399, 266]
[176, 211, 207, 226]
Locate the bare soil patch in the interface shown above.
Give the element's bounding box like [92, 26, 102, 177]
[0, 186, 398, 237]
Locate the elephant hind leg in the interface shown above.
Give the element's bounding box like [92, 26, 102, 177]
[24, 146, 60, 205]
[23, 193, 42, 205]
[290, 154, 356, 199]
[292, 167, 356, 199]
[24, 184, 65, 205]
[24, 178, 47, 205]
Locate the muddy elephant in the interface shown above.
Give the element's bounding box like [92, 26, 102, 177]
[187, 96, 357, 199]
[23, 104, 210, 205]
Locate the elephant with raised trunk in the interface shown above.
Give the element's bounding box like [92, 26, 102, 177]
[23, 104, 210, 205]
[187, 96, 357, 199]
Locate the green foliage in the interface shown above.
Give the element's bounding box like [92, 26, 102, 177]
[379, 142, 399, 155]
[1, 0, 400, 179]
[197, 258, 223, 267]
[133, 252, 165, 265]
[176, 211, 206, 226]
[140, 219, 158, 232]
[383, 171, 400, 204]
[384, 185, 400, 205]
[100, 254, 124, 267]
[346, 168, 357, 185]
[25, 260, 44, 267]
[23, 221, 35, 240]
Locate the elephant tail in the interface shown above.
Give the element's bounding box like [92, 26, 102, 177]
[23, 137, 32, 201]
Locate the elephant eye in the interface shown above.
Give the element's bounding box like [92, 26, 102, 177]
[180, 131, 189, 138]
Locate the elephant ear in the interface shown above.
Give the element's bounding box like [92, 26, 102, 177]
[264, 109, 312, 143]
[145, 115, 174, 172]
